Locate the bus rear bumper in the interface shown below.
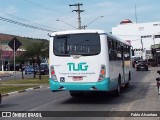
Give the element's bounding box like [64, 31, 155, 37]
[49, 78, 111, 91]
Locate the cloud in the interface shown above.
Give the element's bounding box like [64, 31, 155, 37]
[4, 6, 17, 14]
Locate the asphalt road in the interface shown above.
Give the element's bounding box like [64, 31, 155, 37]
[0, 67, 160, 120]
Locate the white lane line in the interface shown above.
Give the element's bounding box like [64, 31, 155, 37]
[29, 96, 68, 111]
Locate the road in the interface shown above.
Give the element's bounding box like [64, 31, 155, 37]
[0, 67, 160, 120]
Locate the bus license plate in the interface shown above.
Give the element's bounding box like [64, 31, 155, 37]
[73, 76, 83, 81]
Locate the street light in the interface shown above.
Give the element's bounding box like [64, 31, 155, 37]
[83, 16, 104, 29]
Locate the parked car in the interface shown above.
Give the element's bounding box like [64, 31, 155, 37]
[147, 59, 158, 67]
[24, 66, 37, 74]
[136, 60, 148, 71]
[37, 63, 49, 75]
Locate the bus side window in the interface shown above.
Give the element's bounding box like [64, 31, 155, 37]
[124, 45, 130, 60]
[108, 38, 122, 61]
[117, 42, 122, 60]
[112, 40, 117, 60]
[107, 37, 113, 61]
[126, 46, 131, 60]
[121, 45, 124, 60]
[128, 46, 131, 59]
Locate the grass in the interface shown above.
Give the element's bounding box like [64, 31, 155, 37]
[0, 75, 49, 85]
[0, 75, 49, 94]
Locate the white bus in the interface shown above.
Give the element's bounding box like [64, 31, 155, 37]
[49, 29, 132, 97]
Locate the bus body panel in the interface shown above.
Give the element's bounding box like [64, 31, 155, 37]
[51, 55, 102, 83]
[50, 78, 110, 91]
[49, 29, 132, 92]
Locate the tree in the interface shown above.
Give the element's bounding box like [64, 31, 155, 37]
[15, 55, 26, 79]
[24, 40, 49, 80]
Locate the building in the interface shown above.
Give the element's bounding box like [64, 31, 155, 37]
[112, 19, 160, 59]
[0, 33, 26, 71]
[0, 33, 49, 71]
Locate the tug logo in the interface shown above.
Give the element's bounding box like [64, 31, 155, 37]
[67, 62, 88, 71]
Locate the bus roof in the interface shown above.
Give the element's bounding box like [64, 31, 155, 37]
[51, 29, 106, 36]
[51, 29, 131, 46]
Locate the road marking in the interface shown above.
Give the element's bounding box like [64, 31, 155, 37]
[29, 95, 68, 111]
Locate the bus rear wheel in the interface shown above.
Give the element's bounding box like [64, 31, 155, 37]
[125, 72, 131, 88]
[114, 80, 121, 97]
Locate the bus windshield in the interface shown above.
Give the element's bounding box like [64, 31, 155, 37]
[53, 33, 100, 56]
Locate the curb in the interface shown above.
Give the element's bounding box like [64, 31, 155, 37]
[1, 86, 43, 97]
[0, 74, 12, 78]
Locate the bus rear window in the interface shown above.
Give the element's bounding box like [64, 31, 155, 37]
[53, 33, 100, 56]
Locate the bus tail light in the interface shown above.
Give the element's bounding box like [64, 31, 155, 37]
[98, 65, 106, 82]
[50, 66, 57, 81]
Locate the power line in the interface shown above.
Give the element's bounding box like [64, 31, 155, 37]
[24, 0, 55, 12]
[24, 0, 78, 29]
[54, 0, 70, 6]
[24, 0, 73, 19]
[0, 16, 57, 32]
[86, 16, 103, 27]
[56, 11, 75, 20]
[56, 19, 77, 29]
[6, 13, 55, 30]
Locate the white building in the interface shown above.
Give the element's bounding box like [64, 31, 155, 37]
[112, 20, 160, 59]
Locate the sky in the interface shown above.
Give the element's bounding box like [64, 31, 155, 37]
[0, 0, 160, 40]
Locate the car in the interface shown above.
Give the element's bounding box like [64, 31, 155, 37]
[24, 66, 37, 74]
[132, 57, 141, 68]
[37, 63, 49, 75]
[136, 60, 148, 71]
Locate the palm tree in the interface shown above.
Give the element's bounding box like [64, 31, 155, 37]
[23, 47, 37, 78]
[24, 40, 49, 80]
[15, 55, 26, 79]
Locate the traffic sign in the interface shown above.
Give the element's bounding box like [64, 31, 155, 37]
[8, 37, 22, 51]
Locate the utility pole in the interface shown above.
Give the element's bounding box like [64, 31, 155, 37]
[153, 34, 156, 48]
[69, 3, 84, 29]
[140, 36, 144, 59]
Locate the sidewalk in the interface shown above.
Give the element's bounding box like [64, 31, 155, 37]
[0, 71, 21, 79]
[0, 73, 12, 78]
[0, 71, 21, 78]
